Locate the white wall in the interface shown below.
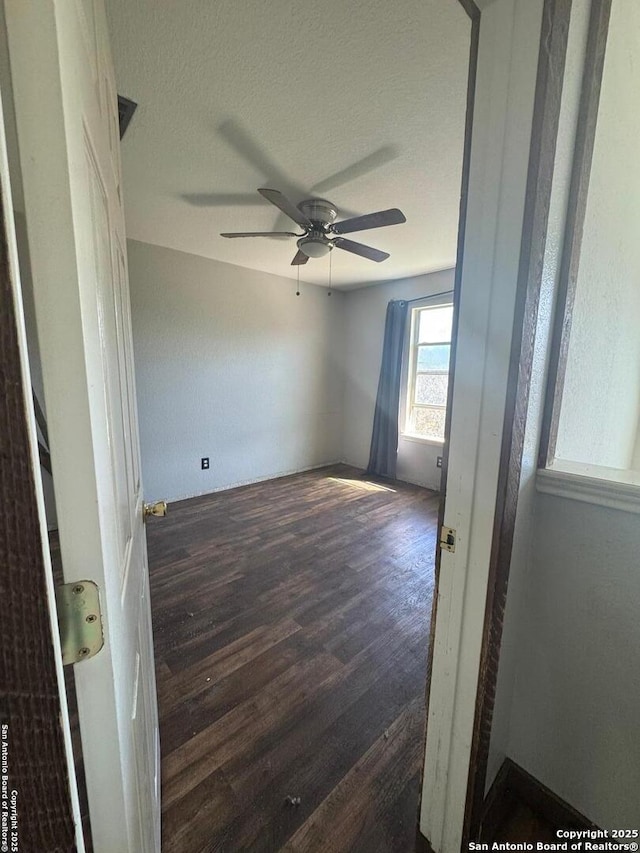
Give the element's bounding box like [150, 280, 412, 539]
[488, 0, 640, 828]
[130, 241, 452, 500]
[128, 239, 345, 501]
[508, 494, 640, 827]
[342, 268, 455, 490]
[555, 0, 640, 470]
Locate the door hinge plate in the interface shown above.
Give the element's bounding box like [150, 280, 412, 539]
[55, 581, 104, 665]
[440, 526, 456, 553]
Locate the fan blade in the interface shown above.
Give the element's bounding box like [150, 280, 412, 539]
[258, 188, 312, 229]
[220, 231, 298, 238]
[332, 208, 406, 235]
[291, 250, 309, 265]
[333, 237, 389, 263]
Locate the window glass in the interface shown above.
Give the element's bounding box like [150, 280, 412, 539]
[404, 303, 453, 442]
[410, 406, 447, 439]
[417, 344, 450, 372]
[415, 373, 449, 407]
[418, 306, 453, 343]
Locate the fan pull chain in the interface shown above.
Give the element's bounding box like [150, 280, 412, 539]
[328, 250, 332, 296]
[296, 265, 300, 297]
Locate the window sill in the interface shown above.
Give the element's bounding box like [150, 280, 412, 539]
[536, 462, 640, 514]
[399, 433, 445, 447]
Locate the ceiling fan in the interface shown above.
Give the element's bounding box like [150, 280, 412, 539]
[221, 188, 406, 265]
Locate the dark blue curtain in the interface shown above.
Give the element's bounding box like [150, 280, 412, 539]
[366, 299, 408, 479]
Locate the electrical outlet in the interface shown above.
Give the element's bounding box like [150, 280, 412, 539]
[436, 456, 443, 468]
[201, 457, 209, 470]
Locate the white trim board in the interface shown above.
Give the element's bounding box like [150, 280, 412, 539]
[537, 467, 640, 514]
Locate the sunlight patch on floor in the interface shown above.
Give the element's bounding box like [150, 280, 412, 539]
[328, 476, 396, 493]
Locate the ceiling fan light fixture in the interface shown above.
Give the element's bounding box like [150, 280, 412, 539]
[297, 235, 333, 258]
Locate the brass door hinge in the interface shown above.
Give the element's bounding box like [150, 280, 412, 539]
[440, 526, 456, 553]
[55, 581, 104, 665]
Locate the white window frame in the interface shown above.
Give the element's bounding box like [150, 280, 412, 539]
[401, 298, 453, 445]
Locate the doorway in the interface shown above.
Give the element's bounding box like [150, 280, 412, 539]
[0, 0, 568, 848]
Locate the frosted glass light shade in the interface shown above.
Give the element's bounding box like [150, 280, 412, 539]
[298, 237, 332, 258]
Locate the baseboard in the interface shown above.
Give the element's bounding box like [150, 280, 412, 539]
[162, 460, 346, 504]
[481, 759, 597, 841]
[159, 459, 440, 507]
[340, 456, 441, 493]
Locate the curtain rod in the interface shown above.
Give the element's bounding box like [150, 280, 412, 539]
[402, 289, 454, 305]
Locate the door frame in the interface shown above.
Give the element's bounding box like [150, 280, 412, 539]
[419, 0, 576, 850]
[0, 88, 84, 851]
[462, 0, 575, 837]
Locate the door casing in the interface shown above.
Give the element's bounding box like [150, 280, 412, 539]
[419, 1, 560, 851]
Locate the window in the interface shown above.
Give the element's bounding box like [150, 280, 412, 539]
[404, 304, 453, 442]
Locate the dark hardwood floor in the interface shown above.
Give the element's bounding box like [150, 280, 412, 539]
[146, 463, 439, 853]
[52, 465, 561, 850]
[494, 802, 557, 843]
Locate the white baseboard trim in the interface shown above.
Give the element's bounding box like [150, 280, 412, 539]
[340, 456, 440, 493]
[162, 460, 346, 505]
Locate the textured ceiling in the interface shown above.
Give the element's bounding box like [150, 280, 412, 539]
[105, 0, 470, 288]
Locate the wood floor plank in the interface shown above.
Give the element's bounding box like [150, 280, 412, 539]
[160, 634, 320, 755]
[162, 769, 238, 853]
[146, 464, 438, 852]
[162, 648, 343, 810]
[224, 623, 426, 799]
[347, 772, 422, 853]
[207, 661, 426, 853]
[162, 617, 302, 701]
[281, 697, 424, 853]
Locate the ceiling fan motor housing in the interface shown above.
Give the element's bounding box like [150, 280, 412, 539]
[297, 198, 338, 227]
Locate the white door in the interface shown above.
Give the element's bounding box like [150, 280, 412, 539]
[4, 2, 160, 851]
[419, 0, 545, 851]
